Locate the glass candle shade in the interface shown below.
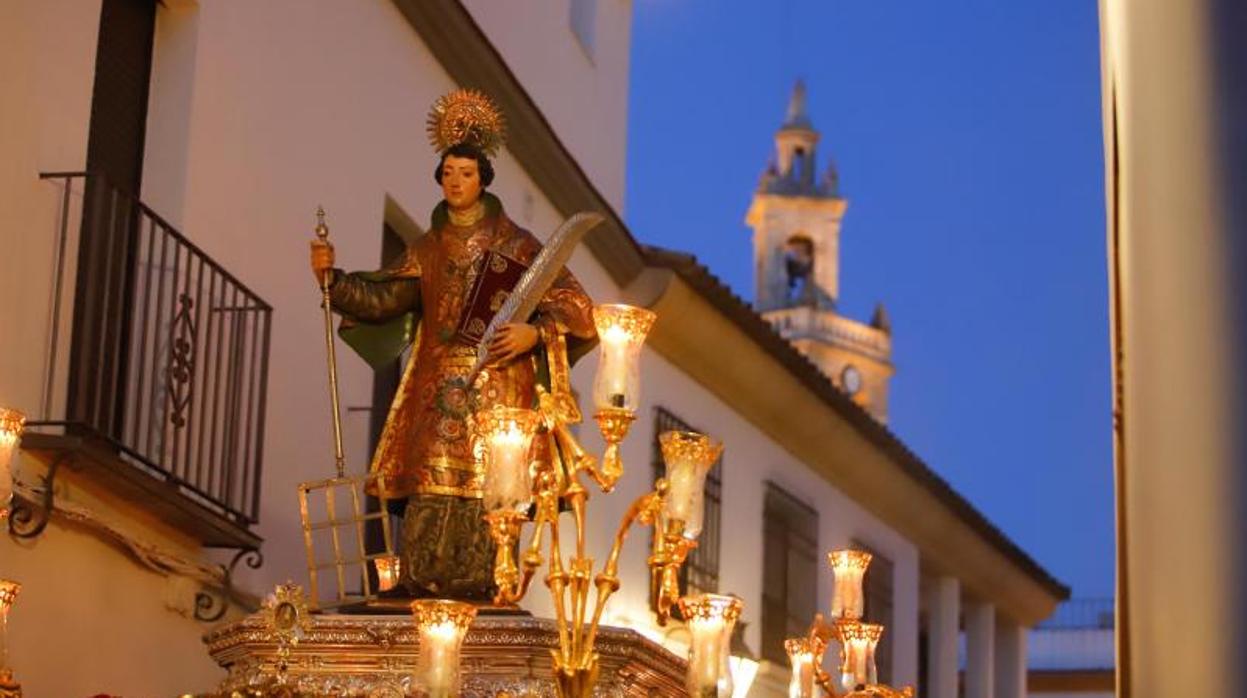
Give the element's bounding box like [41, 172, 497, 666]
[659, 431, 723, 540]
[591, 304, 656, 413]
[836, 620, 884, 691]
[828, 549, 872, 620]
[0, 409, 25, 514]
[784, 637, 823, 698]
[727, 655, 759, 698]
[678, 594, 743, 698]
[410, 599, 476, 698]
[374, 555, 401, 592]
[476, 407, 540, 514]
[0, 579, 18, 676]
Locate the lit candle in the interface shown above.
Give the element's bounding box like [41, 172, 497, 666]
[679, 594, 743, 697]
[477, 407, 540, 514]
[411, 599, 476, 698]
[601, 323, 631, 402]
[784, 637, 822, 698]
[659, 431, 723, 539]
[0, 408, 25, 516]
[374, 555, 401, 592]
[836, 621, 883, 691]
[0, 579, 19, 680]
[828, 550, 872, 620]
[591, 304, 656, 413]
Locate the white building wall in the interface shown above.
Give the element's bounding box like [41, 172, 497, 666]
[0, 0, 99, 421]
[459, 0, 633, 213]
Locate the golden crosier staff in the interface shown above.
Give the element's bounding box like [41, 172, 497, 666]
[313, 206, 346, 479]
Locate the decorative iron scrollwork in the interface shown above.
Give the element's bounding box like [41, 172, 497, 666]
[167, 293, 197, 428]
[195, 547, 264, 623]
[8, 454, 68, 539]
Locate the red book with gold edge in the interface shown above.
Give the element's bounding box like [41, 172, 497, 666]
[456, 249, 529, 346]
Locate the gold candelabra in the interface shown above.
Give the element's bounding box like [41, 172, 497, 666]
[785, 550, 915, 698]
[467, 304, 727, 698]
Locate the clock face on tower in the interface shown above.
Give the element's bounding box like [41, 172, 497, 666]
[841, 364, 863, 397]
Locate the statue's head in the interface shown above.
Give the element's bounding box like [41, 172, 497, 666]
[434, 143, 495, 210]
[426, 90, 505, 211]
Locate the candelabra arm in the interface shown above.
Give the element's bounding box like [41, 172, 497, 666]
[486, 510, 527, 605]
[580, 481, 667, 657]
[815, 667, 842, 698]
[648, 518, 696, 625]
[807, 614, 843, 697]
[543, 490, 573, 669]
[515, 490, 553, 601]
[555, 420, 617, 492]
[562, 478, 593, 670]
[810, 612, 836, 645]
[592, 409, 634, 493]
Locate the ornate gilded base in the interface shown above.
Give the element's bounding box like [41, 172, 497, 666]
[0, 670, 20, 698]
[204, 612, 687, 697]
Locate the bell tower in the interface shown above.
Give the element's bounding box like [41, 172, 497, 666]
[746, 82, 895, 422]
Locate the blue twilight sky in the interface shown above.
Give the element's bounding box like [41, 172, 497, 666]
[625, 1, 1112, 597]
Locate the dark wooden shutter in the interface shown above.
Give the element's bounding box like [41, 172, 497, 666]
[855, 541, 896, 685]
[67, 0, 156, 434]
[85, 0, 157, 195]
[761, 483, 819, 663]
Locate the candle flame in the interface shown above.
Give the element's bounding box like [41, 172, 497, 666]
[601, 323, 631, 346]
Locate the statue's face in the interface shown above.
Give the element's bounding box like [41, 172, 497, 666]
[441, 155, 483, 210]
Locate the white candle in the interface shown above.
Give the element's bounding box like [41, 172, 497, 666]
[485, 419, 530, 511]
[836, 621, 883, 691]
[478, 408, 538, 514]
[690, 614, 727, 692]
[375, 555, 401, 592]
[680, 594, 742, 698]
[842, 636, 869, 690]
[0, 409, 25, 513]
[420, 620, 458, 697]
[828, 550, 871, 620]
[411, 600, 475, 698]
[591, 304, 656, 413]
[602, 324, 630, 399]
[660, 431, 722, 540]
[784, 639, 819, 698]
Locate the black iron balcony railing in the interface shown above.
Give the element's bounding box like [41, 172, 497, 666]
[27, 172, 271, 544]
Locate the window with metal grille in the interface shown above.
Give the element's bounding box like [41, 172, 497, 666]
[853, 540, 895, 685]
[760, 483, 819, 664]
[651, 407, 722, 604]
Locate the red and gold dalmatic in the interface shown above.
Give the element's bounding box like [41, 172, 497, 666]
[329, 197, 595, 501]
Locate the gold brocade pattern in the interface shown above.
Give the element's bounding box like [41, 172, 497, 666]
[352, 211, 595, 500]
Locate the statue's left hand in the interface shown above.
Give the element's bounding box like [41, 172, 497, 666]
[488, 323, 539, 365]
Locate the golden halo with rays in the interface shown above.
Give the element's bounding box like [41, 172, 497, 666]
[425, 88, 506, 157]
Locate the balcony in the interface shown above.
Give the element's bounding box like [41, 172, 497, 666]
[22, 172, 271, 550]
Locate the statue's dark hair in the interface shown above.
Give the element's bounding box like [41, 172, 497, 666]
[434, 143, 495, 187]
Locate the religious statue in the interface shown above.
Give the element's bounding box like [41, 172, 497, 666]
[309, 90, 596, 601]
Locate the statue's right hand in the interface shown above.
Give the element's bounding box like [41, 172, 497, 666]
[310, 239, 335, 286]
